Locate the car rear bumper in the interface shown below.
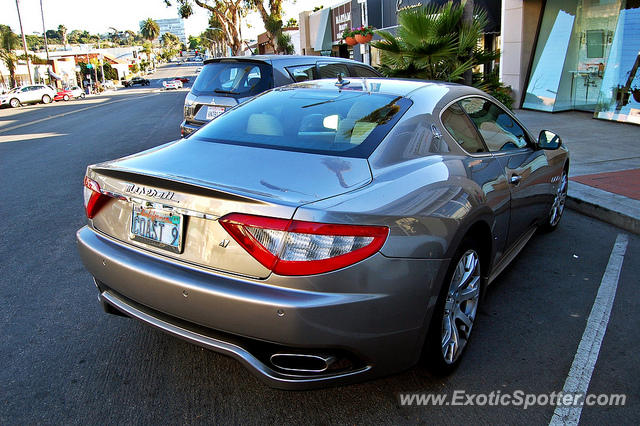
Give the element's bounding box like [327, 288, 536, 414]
[180, 120, 202, 137]
[76, 225, 446, 389]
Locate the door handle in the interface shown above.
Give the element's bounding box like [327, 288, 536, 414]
[510, 175, 522, 185]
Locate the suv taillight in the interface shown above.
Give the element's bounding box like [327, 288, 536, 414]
[219, 213, 388, 276]
[83, 176, 111, 219]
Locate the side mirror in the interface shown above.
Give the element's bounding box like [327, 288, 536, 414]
[538, 130, 562, 150]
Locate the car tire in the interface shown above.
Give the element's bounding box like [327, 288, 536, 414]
[42, 95, 52, 104]
[9, 98, 21, 108]
[80, 93, 86, 99]
[63, 94, 70, 101]
[539, 168, 568, 233]
[425, 237, 483, 375]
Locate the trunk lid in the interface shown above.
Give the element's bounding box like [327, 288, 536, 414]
[87, 139, 372, 278]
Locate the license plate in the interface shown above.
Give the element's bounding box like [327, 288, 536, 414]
[130, 205, 183, 253]
[206, 106, 226, 120]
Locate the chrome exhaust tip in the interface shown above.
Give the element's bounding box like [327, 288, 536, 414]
[269, 353, 336, 374]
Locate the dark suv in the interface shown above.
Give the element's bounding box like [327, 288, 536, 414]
[123, 77, 150, 87]
[180, 55, 381, 137]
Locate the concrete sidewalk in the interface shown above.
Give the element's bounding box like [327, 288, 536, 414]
[515, 110, 640, 234]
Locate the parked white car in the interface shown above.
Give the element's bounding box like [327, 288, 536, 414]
[163, 80, 182, 90]
[0, 84, 58, 108]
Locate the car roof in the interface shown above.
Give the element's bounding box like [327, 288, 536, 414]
[282, 77, 479, 99]
[204, 55, 373, 67]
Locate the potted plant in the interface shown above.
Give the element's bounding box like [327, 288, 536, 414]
[342, 29, 357, 46]
[353, 26, 375, 44]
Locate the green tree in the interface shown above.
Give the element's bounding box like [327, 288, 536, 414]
[142, 40, 153, 62]
[124, 30, 137, 45]
[46, 29, 60, 42]
[372, 1, 498, 86]
[58, 25, 68, 46]
[188, 35, 201, 51]
[68, 29, 81, 44]
[26, 34, 44, 50]
[0, 25, 20, 88]
[285, 17, 297, 28]
[161, 32, 181, 59]
[140, 18, 160, 42]
[164, 0, 247, 55]
[162, 32, 180, 49]
[108, 27, 121, 44]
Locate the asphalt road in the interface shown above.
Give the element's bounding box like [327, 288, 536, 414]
[0, 66, 638, 425]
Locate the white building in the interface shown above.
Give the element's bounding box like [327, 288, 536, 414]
[154, 18, 187, 46]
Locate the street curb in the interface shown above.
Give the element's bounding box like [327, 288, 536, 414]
[567, 195, 640, 235]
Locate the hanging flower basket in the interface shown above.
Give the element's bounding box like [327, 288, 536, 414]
[341, 29, 357, 46]
[344, 36, 358, 46]
[353, 26, 375, 44]
[354, 34, 373, 44]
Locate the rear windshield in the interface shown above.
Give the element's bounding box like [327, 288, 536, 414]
[191, 61, 273, 96]
[193, 88, 412, 158]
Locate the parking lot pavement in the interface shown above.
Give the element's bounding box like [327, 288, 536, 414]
[0, 87, 637, 424]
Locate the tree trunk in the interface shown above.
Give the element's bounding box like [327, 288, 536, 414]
[462, 0, 474, 86]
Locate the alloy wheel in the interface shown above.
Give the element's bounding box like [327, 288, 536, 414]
[549, 172, 568, 227]
[10, 98, 20, 108]
[42, 95, 51, 104]
[441, 249, 481, 364]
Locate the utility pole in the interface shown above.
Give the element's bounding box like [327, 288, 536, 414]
[15, 0, 33, 84]
[462, 0, 474, 86]
[39, 0, 50, 62]
[98, 39, 105, 83]
[39, 0, 53, 87]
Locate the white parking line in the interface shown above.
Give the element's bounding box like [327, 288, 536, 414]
[550, 233, 629, 426]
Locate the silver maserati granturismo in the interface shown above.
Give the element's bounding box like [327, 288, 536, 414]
[77, 78, 569, 389]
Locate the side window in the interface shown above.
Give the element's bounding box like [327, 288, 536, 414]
[441, 102, 487, 153]
[286, 64, 317, 82]
[459, 98, 529, 152]
[350, 65, 379, 77]
[317, 62, 350, 79]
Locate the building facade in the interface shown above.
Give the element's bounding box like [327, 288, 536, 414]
[155, 18, 188, 46]
[505, 0, 640, 125]
[299, 0, 500, 65]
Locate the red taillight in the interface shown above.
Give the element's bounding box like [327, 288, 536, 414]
[219, 213, 388, 276]
[83, 176, 111, 219]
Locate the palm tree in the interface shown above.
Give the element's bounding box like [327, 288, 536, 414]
[58, 24, 68, 46]
[140, 18, 159, 42]
[0, 25, 20, 88]
[372, 1, 498, 86]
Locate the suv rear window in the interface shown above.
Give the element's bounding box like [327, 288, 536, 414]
[191, 61, 273, 96]
[194, 88, 412, 158]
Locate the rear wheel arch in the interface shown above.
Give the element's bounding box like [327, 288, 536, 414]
[462, 221, 493, 278]
[444, 216, 494, 274]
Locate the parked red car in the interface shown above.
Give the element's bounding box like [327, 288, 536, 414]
[54, 86, 85, 101]
[174, 77, 189, 84]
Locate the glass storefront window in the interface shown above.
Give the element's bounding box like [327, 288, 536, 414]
[594, 4, 640, 124]
[523, 0, 624, 113]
